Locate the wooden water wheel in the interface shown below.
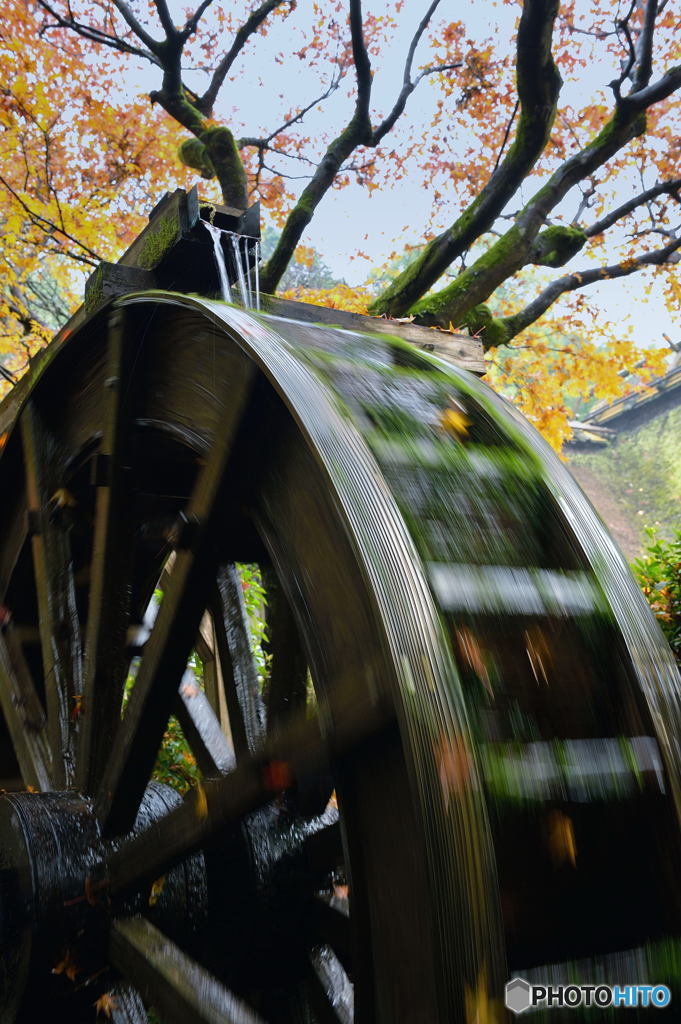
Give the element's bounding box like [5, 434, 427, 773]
[0, 293, 679, 1023]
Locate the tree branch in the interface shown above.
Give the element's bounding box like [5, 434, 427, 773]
[152, 0, 177, 40]
[239, 74, 342, 151]
[586, 177, 681, 236]
[399, 56, 681, 327]
[632, 0, 658, 92]
[37, 0, 161, 64]
[0, 174, 103, 264]
[111, 0, 160, 52]
[349, 0, 372, 127]
[369, 0, 441, 142]
[499, 234, 681, 343]
[370, 0, 563, 315]
[197, 0, 287, 115]
[180, 0, 215, 41]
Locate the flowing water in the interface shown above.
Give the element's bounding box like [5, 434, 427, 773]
[230, 233, 248, 307]
[203, 221, 232, 301]
[203, 221, 261, 308]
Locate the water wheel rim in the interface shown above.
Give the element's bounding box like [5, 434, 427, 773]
[0, 292, 679, 1022]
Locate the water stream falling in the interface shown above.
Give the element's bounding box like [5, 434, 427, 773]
[203, 221, 232, 301]
[203, 220, 261, 308]
[253, 239, 261, 310]
[230, 233, 248, 307]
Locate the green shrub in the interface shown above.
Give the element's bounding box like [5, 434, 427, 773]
[633, 528, 681, 665]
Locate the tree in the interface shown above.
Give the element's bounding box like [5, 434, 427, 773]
[1, 0, 679, 445]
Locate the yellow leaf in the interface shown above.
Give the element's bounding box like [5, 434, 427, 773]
[148, 875, 165, 906]
[195, 781, 208, 819]
[547, 810, 577, 867]
[50, 488, 77, 509]
[439, 407, 471, 438]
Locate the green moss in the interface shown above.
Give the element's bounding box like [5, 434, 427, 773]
[202, 126, 247, 208]
[461, 304, 508, 347]
[137, 215, 178, 270]
[178, 138, 215, 179]
[84, 265, 104, 313]
[409, 227, 523, 329]
[531, 225, 587, 267]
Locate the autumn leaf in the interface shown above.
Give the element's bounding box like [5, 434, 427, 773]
[439, 407, 472, 439]
[52, 948, 81, 982]
[49, 488, 77, 509]
[195, 781, 208, 819]
[547, 810, 577, 868]
[435, 731, 474, 807]
[149, 875, 166, 907]
[94, 992, 118, 1019]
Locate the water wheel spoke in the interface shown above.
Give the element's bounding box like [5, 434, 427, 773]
[313, 897, 352, 978]
[263, 565, 308, 733]
[210, 564, 265, 759]
[306, 951, 353, 1024]
[96, 372, 256, 836]
[107, 691, 389, 898]
[0, 628, 52, 789]
[175, 667, 235, 775]
[21, 400, 82, 787]
[78, 309, 139, 794]
[109, 917, 265, 1024]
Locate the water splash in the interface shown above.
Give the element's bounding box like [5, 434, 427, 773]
[203, 221, 231, 301]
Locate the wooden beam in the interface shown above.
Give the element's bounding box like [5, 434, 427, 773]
[109, 917, 264, 1024]
[259, 294, 485, 375]
[21, 401, 82, 788]
[77, 307, 138, 794]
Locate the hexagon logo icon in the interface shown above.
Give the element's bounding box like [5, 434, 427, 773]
[505, 977, 532, 1014]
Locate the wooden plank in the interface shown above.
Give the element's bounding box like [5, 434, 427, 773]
[77, 307, 138, 794]
[197, 613, 233, 740]
[0, 628, 52, 790]
[210, 565, 265, 759]
[175, 669, 235, 776]
[109, 917, 264, 1024]
[117, 188, 193, 271]
[21, 401, 82, 788]
[95, 366, 256, 836]
[259, 294, 485, 374]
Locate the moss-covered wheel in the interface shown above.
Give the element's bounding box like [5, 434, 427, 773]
[0, 295, 679, 1023]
